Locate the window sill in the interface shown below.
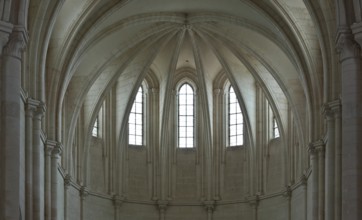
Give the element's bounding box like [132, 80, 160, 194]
[177, 147, 196, 153]
[226, 145, 244, 150]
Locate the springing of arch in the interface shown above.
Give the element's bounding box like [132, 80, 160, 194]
[128, 86, 143, 145]
[178, 83, 195, 148]
[228, 86, 243, 146]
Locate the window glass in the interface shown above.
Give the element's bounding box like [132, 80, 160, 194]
[229, 86, 243, 146]
[129, 86, 143, 145]
[178, 83, 194, 148]
[92, 117, 99, 137]
[273, 117, 280, 138]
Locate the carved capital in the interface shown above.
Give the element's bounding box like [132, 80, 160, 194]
[336, 29, 360, 62]
[34, 101, 46, 119]
[247, 195, 259, 208]
[44, 141, 54, 157]
[352, 22, 362, 48]
[52, 142, 63, 159]
[203, 200, 215, 212]
[112, 194, 124, 207]
[157, 200, 169, 212]
[308, 145, 317, 156]
[283, 185, 292, 199]
[0, 20, 13, 52]
[213, 89, 221, 96]
[300, 174, 308, 186]
[3, 26, 28, 58]
[80, 186, 89, 200]
[25, 98, 39, 116]
[322, 105, 335, 120]
[322, 99, 342, 119]
[64, 174, 72, 189]
[150, 88, 159, 94]
[308, 139, 325, 156]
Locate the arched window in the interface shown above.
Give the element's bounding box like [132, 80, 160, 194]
[129, 86, 143, 145]
[273, 117, 280, 138]
[178, 83, 194, 148]
[228, 86, 243, 146]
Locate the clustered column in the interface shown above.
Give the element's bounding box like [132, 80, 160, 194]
[0, 26, 28, 220]
[337, 26, 362, 220]
[25, 99, 39, 220]
[157, 200, 168, 220]
[32, 101, 46, 220]
[323, 100, 341, 220]
[51, 142, 62, 220]
[112, 195, 123, 220]
[308, 140, 324, 220]
[203, 200, 215, 220]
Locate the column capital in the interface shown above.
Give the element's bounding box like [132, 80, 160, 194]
[352, 21, 362, 48]
[150, 88, 159, 94]
[45, 143, 54, 157]
[203, 200, 216, 212]
[308, 139, 325, 155]
[3, 25, 28, 58]
[27, 98, 46, 118]
[336, 28, 360, 62]
[247, 195, 259, 207]
[36, 102, 46, 116]
[79, 186, 89, 200]
[157, 200, 169, 211]
[112, 194, 124, 207]
[25, 98, 39, 116]
[322, 99, 341, 119]
[283, 185, 292, 199]
[0, 20, 13, 52]
[300, 174, 308, 186]
[51, 142, 63, 159]
[322, 99, 342, 118]
[64, 174, 72, 189]
[213, 88, 222, 96]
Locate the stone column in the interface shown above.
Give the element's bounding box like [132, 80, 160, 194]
[204, 200, 215, 220]
[322, 102, 335, 220]
[112, 195, 123, 220]
[0, 26, 27, 220]
[317, 143, 325, 220]
[0, 23, 14, 220]
[51, 143, 62, 220]
[300, 175, 307, 220]
[79, 186, 88, 220]
[248, 196, 259, 220]
[213, 89, 222, 200]
[157, 200, 168, 220]
[337, 26, 362, 220]
[44, 141, 54, 220]
[334, 103, 342, 220]
[308, 143, 319, 220]
[150, 88, 159, 200]
[283, 186, 292, 220]
[25, 99, 38, 220]
[32, 102, 46, 220]
[63, 175, 71, 220]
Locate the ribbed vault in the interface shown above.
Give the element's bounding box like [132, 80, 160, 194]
[26, 0, 338, 212]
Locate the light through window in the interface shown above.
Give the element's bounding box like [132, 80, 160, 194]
[273, 117, 280, 138]
[228, 86, 243, 146]
[92, 117, 99, 137]
[129, 86, 143, 145]
[178, 83, 194, 148]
